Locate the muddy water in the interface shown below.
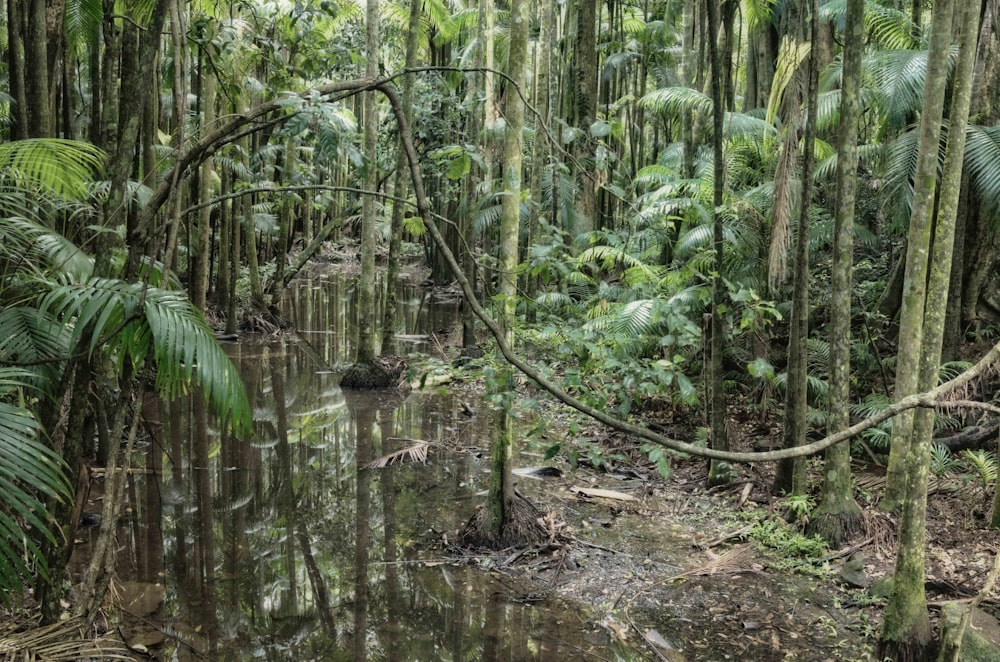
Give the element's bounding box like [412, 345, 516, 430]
[97, 274, 640, 660]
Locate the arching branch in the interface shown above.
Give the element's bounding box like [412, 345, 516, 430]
[377, 79, 1000, 464]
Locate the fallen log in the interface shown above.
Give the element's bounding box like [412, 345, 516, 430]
[935, 421, 1000, 452]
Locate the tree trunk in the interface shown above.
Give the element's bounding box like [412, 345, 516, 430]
[811, 0, 864, 545]
[879, 0, 978, 657]
[775, 0, 819, 497]
[382, 0, 421, 356]
[706, 0, 731, 486]
[573, 0, 598, 239]
[7, 0, 27, 139]
[356, 0, 380, 365]
[882, 0, 956, 512]
[487, 0, 528, 541]
[24, 0, 50, 137]
[193, 59, 216, 310]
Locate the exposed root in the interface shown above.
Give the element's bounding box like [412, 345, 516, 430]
[876, 636, 937, 662]
[240, 307, 285, 334]
[341, 355, 409, 390]
[459, 496, 567, 550]
[808, 507, 866, 548]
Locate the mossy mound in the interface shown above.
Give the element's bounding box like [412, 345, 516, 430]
[938, 603, 1000, 662]
[341, 355, 408, 390]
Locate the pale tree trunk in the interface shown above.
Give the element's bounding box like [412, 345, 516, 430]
[882, 0, 956, 511]
[357, 0, 380, 365]
[487, 0, 529, 541]
[705, 0, 730, 486]
[271, 143, 294, 309]
[382, 0, 421, 356]
[879, 0, 978, 657]
[525, 0, 554, 318]
[811, 0, 864, 545]
[193, 60, 216, 311]
[775, 0, 820, 497]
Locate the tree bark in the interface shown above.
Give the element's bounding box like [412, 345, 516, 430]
[882, 0, 956, 511]
[775, 1, 819, 496]
[880, 0, 978, 656]
[706, 0, 730, 486]
[811, 0, 864, 545]
[382, 0, 421, 356]
[486, 0, 529, 540]
[356, 0, 381, 365]
[24, 0, 50, 137]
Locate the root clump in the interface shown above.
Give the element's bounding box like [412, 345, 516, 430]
[341, 355, 409, 390]
[459, 496, 568, 550]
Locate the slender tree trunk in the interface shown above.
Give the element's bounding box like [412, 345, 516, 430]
[486, 0, 529, 540]
[573, 0, 598, 239]
[271, 143, 293, 308]
[114, 0, 170, 278]
[382, 0, 421, 356]
[357, 0, 380, 365]
[706, 0, 730, 486]
[775, 0, 820, 497]
[225, 167, 241, 335]
[811, 0, 864, 544]
[193, 59, 216, 310]
[882, 0, 956, 511]
[7, 0, 27, 139]
[879, 0, 978, 657]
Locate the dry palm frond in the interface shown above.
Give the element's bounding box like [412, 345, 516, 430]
[667, 544, 757, 580]
[768, 124, 799, 290]
[0, 617, 132, 660]
[367, 438, 431, 468]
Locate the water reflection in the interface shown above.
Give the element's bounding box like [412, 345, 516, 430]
[111, 275, 629, 660]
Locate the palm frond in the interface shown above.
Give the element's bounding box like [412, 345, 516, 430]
[964, 125, 1000, 220]
[821, 0, 919, 49]
[367, 439, 430, 468]
[41, 279, 251, 433]
[0, 394, 70, 604]
[0, 215, 94, 279]
[639, 87, 712, 117]
[0, 139, 105, 200]
[0, 617, 131, 660]
[744, 0, 778, 31]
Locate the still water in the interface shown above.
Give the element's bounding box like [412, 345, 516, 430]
[101, 274, 636, 660]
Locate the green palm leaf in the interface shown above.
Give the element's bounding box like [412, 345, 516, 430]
[0, 392, 70, 604]
[963, 124, 1000, 219]
[639, 87, 712, 116]
[41, 279, 251, 434]
[0, 139, 104, 200]
[820, 0, 919, 49]
[0, 216, 94, 279]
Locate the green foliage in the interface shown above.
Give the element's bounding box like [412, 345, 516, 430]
[0, 371, 70, 604]
[961, 449, 998, 488]
[750, 517, 828, 559]
[930, 444, 962, 477]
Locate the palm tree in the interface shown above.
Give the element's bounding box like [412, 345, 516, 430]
[0, 139, 250, 612]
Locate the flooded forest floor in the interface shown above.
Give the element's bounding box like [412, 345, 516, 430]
[19, 254, 1000, 661]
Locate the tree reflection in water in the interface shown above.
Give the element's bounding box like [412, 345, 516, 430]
[103, 275, 634, 660]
